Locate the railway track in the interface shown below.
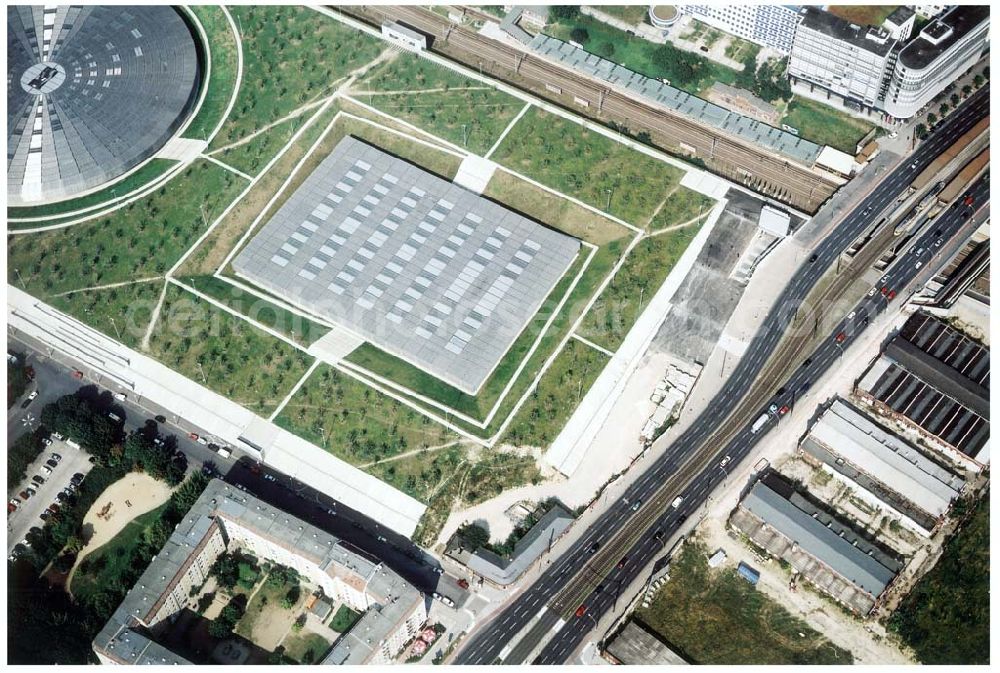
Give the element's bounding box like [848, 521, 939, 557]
[338, 5, 840, 213]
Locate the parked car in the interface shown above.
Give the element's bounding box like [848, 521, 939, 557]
[70, 472, 85, 485]
[25, 486, 36, 497]
[51, 432, 64, 441]
[588, 541, 601, 554]
[457, 578, 470, 589]
[630, 499, 642, 512]
[19, 490, 31, 500]
[40, 465, 53, 476]
[55, 492, 68, 503]
[47, 504, 60, 515]
[45, 459, 58, 470]
[8, 499, 20, 512]
[31, 475, 45, 486]
[39, 511, 50, 521]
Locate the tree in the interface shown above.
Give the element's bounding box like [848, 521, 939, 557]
[208, 618, 232, 639]
[950, 93, 960, 107]
[569, 27, 589, 44]
[281, 585, 301, 610]
[458, 523, 490, 550]
[211, 553, 240, 589]
[927, 113, 938, 126]
[548, 5, 580, 22]
[597, 41, 615, 58]
[914, 123, 928, 140]
[962, 84, 973, 97]
[973, 74, 984, 88]
[939, 103, 949, 116]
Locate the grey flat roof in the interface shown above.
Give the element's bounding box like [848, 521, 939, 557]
[899, 5, 990, 70]
[742, 476, 898, 597]
[807, 399, 965, 521]
[7, 6, 200, 204]
[797, 6, 897, 57]
[606, 620, 688, 665]
[528, 34, 822, 165]
[233, 136, 579, 394]
[900, 311, 990, 390]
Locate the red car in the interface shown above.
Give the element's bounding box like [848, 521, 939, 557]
[188, 432, 199, 441]
[887, 290, 896, 299]
[617, 556, 628, 569]
[575, 604, 587, 618]
[964, 194, 974, 206]
[778, 405, 790, 416]
[71, 370, 83, 379]
[835, 332, 846, 343]
[457, 578, 470, 590]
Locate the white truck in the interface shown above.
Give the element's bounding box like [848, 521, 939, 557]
[751, 413, 770, 435]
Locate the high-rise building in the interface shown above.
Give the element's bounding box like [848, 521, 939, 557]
[884, 5, 991, 118]
[788, 5, 989, 120]
[678, 5, 802, 54]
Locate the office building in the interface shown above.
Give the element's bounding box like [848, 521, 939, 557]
[678, 5, 802, 54]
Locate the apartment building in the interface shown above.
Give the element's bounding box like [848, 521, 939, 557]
[679, 5, 802, 54]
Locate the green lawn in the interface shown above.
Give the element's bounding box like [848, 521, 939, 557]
[183, 6, 240, 141]
[357, 53, 525, 155]
[209, 6, 384, 152]
[147, 284, 313, 416]
[328, 605, 362, 633]
[48, 279, 165, 349]
[8, 160, 244, 303]
[273, 363, 459, 466]
[781, 97, 875, 154]
[491, 107, 685, 225]
[235, 567, 299, 639]
[826, 5, 900, 27]
[214, 112, 314, 177]
[637, 541, 854, 664]
[889, 495, 989, 665]
[579, 222, 702, 351]
[546, 14, 746, 96]
[502, 338, 610, 448]
[650, 187, 716, 231]
[8, 160, 179, 224]
[282, 632, 332, 664]
[598, 6, 649, 25]
[71, 503, 171, 606]
[178, 275, 330, 347]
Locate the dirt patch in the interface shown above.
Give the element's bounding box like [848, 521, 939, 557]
[75, 472, 174, 562]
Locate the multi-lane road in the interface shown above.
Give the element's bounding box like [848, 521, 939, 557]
[454, 87, 989, 664]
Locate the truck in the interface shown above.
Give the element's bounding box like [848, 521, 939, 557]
[751, 413, 770, 435]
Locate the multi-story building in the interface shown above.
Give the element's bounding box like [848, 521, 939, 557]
[93, 479, 427, 665]
[884, 5, 991, 118]
[678, 5, 802, 54]
[789, 5, 989, 119]
[787, 6, 900, 112]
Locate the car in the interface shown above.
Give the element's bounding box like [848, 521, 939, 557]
[888, 131, 898, 139]
[88, 456, 97, 464]
[40, 465, 52, 476]
[8, 499, 20, 512]
[671, 496, 684, 509]
[575, 604, 587, 618]
[776, 387, 786, 396]
[887, 290, 897, 299]
[28, 527, 41, 537]
[431, 566, 444, 575]
[45, 459, 58, 470]
[327, 508, 337, 516]
[113, 392, 127, 401]
[52, 432, 63, 441]
[778, 405, 790, 416]
[808, 253, 818, 263]
[70, 473, 85, 484]
[71, 370, 84, 379]
[847, 311, 856, 321]
[39, 511, 51, 521]
[802, 358, 813, 367]
[196, 437, 209, 446]
[155, 415, 167, 424]
[10, 543, 27, 559]
[964, 194, 974, 206]
[962, 210, 971, 220]
[26, 486, 36, 497]
[458, 578, 470, 589]
[263, 473, 276, 482]
[42, 437, 52, 447]
[719, 456, 732, 468]
[588, 541, 601, 554]
[934, 238, 944, 248]
[835, 332, 846, 343]
[377, 535, 388, 543]
[27, 390, 38, 402]
[31, 475, 45, 485]
[432, 592, 455, 607]
[62, 487, 76, 498]
[915, 261, 923, 270]
[768, 403, 778, 413]
[47, 504, 60, 515]
[653, 529, 664, 541]
[55, 492, 68, 503]
[867, 287, 878, 298]
[910, 161, 918, 169]
[188, 432, 199, 441]
[617, 556, 629, 569]
[631, 499, 642, 512]
[107, 412, 122, 423]
[595, 583, 605, 594]
[153, 437, 164, 447]
[19, 490, 31, 500]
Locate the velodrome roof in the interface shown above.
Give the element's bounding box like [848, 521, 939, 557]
[528, 33, 823, 166]
[233, 136, 580, 394]
[806, 400, 964, 521]
[7, 6, 200, 205]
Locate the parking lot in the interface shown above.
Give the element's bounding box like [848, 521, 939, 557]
[8, 438, 94, 556]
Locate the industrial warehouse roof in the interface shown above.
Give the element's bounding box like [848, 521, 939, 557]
[233, 136, 580, 394]
[741, 477, 898, 597]
[806, 400, 965, 521]
[899, 5, 990, 70]
[7, 6, 200, 205]
[528, 34, 823, 166]
[899, 311, 990, 391]
[95, 480, 422, 665]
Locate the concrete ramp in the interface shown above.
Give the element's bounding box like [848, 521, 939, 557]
[307, 324, 365, 365]
[454, 154, 497, 194]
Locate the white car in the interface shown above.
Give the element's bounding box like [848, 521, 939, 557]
[719, 456, 732, 468]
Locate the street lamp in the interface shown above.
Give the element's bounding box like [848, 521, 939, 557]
[109, 316, 121, 341]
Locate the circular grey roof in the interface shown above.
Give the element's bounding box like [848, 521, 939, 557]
[7, 6, 200, 206]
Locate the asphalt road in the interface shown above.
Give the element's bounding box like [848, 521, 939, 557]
[454, 87, 990, 664]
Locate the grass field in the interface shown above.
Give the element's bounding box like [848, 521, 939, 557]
[48, 279, 166, 349]
[502, 338, 610, 448]
[177, 275, 330, 346]
[183, 6, 240, 141]
[491, 108, 685, 225]
[8, 160, 244, 299]
[781, 97, 875, 154]
[598, 5, 649, 25]
[650, 187, 716, 231]
[7, 160, 179, 224]
[70, 503, 170, 605]
[282, 632, 332, 664]
[546, 14, 744, 96]
[274, 363, 459, 467]
[579, 222, 702, 351]
[209, 6, 384, 152]
[147, 284, 313, 416]
[889, 495, 989, 665]
[213, 111, 317, 177]
[356, 53, 525, 155]
[637, 541, 854, 664]
[235, 567, 298, 639]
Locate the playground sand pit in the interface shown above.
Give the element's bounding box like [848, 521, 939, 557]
[78, 472, 174, 558]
